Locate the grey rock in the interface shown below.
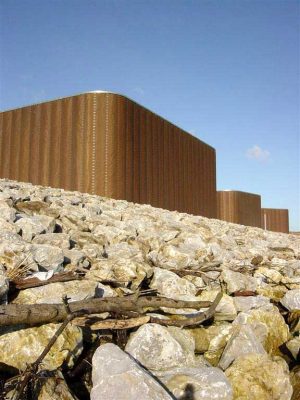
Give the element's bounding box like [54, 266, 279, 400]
[31, 244, 64, 271]
[91, 343, 173, 400]
[32, 233, 70, 250]
[125, 323, 198, 372]
[218, 324, 266, 370]
[280, 289, 300, 311]
[15, 215, 56, 241]
[160, 366, 233, 400]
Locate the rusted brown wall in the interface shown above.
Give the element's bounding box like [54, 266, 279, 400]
[217, 190, 261, 227]
[0, 92, 217, 218]
[0, 94, 97, 194]
[261, 208, 289, 233]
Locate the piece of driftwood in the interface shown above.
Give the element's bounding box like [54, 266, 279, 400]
[12, 272, 84, 290]
[74, 315, 150, 330]
[149, 291, 222, 327]
[0, 296, 213, 327]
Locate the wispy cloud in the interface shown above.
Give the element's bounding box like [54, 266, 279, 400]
[246, 145, 270, 162]
[133, 87, 145, 96]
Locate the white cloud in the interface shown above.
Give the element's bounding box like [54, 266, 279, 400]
[246, 145, 270, 162]
[133, 87, 145, 96]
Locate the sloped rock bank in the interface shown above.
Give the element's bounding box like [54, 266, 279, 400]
[0, 179, 299, 399]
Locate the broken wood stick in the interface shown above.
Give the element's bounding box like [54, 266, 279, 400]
[0, 296, 213, 327]
[12, 271, 84, 290]
[149, 291, 222, 327]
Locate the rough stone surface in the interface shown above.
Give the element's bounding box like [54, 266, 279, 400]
[281, 289, 300, 311]
[160, 366, 233, 400]
[13, 280, 104, 304]
[0, 323, 82, 371]
[218, 324, 266, 370]
[225, 354, 293, 400]
[125, 323, 198, 372]
[91, 343, 173, 400]
[0, 179, 299, 399]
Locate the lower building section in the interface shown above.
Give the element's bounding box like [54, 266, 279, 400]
[217, 190, 262, 227]
[261, 208, 289, 233]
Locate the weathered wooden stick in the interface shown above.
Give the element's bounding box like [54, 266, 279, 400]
[0, 296, 213, 327]
[149, 291, 222, 327]
[12, 272, 83, 290]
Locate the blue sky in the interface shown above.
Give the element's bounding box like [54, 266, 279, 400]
[1, 0, 299, 230]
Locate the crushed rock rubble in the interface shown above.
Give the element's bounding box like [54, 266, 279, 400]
[0, 179, 299, 400]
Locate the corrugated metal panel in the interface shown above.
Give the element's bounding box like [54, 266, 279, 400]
[261, 208, 289, 233]
[0, 92, 217, 218]
[217, 190, 262, 227]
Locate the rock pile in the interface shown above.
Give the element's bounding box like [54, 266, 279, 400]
[0, 179, 299, 399]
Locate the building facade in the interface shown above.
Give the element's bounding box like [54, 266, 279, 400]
[0, 91, 217, 218]
[217, 190, 262, 227]
[261, 208, 289, 233]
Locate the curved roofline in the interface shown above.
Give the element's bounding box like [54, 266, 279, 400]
[218, 189, 261, 197]
[0, 90, 215, 151]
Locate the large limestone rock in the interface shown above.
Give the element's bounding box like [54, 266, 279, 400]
[125, 323, 198, 372]
[225, 354, 293, 400]
[160, 366, 233, 400]
[91, 343, 173, 400]
[222, 269, 257, 294]
[0, 323, 82, 371]
[30, 244, 64, 271]
[218, 324, 266, 370]
[232, 305, 290, 355]
[150, 267, 198, 301]
[15, 215, 56, 241]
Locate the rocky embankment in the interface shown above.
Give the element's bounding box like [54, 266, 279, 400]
[0, 179, 299, 399]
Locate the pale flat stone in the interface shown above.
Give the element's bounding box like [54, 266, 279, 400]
[91, 343, 173, 400]
[225, 354, 293, 400]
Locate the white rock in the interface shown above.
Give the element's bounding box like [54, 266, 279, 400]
[13, 280, 105, 304]
[161, 366, 233, 400]
[280, 289, 300, 311]
[233, 295, 270, 312]
[150, 267, 198, 301]
[15, 215, 56, 241]
[125, 323, 198, 372]
[91, 343, 173, 400]
[222, 269, 257, 294]
[31, 244, 64, 271]
[218, 324, 266, 370]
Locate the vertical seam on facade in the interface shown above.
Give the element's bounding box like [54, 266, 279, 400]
[104, 93, 109, 196]
[92, 93, 97, 194]
[80, 97, 85, 192]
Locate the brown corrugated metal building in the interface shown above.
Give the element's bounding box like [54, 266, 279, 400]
[261, 208, 289, 233]
[0, 91, 217, 218]
[217, 190, 262, 227]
